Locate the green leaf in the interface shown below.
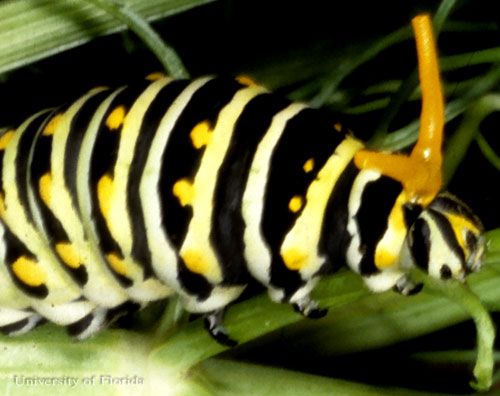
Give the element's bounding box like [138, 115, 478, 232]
[0, 0, 213, 75]
[0, 328, 154, 395]
[1, 228, 499, 394]
[197, 359, 448, 396]
[476, 132, 500, 172]
[444, 94, 500, 183]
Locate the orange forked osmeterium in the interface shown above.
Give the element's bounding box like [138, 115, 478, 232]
[354, 14, 444, 206]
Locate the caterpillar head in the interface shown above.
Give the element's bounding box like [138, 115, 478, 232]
[403, 192, 485, 281]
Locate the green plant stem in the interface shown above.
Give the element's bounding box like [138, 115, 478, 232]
[444, 94, 500, 183]
[417, 273, 495, 392]
[153, 295, 186, 341]
[441, 47, 500, 70]
[148, 270, 372, 375]
[476, 133, 500, 172]
[310, 26, 412, 107]
[1, 229, 498, 393]
[487, 228, 500, 253]
[311, 0, 457, 110]
[196, 359, 448, 396]
[412, 350, 500, 364]
[346, 98, 392, 114]
[85, 0, 189, 78]
[147, 229, 500, 391]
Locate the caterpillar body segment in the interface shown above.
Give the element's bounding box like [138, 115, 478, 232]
[0, 121, 103, 337]
[0, 14, 486, 344]
[0, 220, 43, 336]
[29, 90, 130, 309]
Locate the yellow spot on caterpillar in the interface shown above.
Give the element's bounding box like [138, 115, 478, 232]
[97, 174, 114, 219]
[0, 130, 14, 150]
[12, 256, 45, 287]
[0, 192, 5, 218]
[106, 105, 126, 130]
[181, 249, 209, 275]
[106, 252, 129, 277]
[289, 195, 304, 213]
[39, 172, 53, 206]
[55, 242, 81, 269]
[172, 178, 194, 207]
[43, 113, 63, 136]
[236, 75, 257, 86]
[303, 158, 315, 173]
[333, 122, 342, 132]
[375, 250, 398, 269]
[282, 248, 308, 271]
[190, 120, 212, 149]
[146, 72, 166, 81]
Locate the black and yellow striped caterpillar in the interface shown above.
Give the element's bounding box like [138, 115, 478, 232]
[0, 14, 485, 346]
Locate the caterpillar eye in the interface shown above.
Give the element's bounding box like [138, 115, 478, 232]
[439, 264, 452, 280]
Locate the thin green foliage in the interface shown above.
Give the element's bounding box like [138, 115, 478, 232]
[0, 0, 212, 75]
[310, 0, 456, 110]
[477, 133, 500, 171]
[310, 26, 413, 108]
[1, 242, 499, 394]
[197, 359, 448, 396]
[444, 94, 500, 183]
[416, 272, 494, 391]
[85, 0, 189, 78]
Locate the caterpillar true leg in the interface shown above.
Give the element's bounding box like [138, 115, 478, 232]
[392, 275, 423, 296]
[292, 295, 328, 319]
[203, 308, 237, 347]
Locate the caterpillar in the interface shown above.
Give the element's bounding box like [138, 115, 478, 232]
[0, 14, 485, 346]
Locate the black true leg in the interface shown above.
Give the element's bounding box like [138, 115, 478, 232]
[203, 309, 238, 347]
[292, 295, 328, 319]
[393, 275, 423, 296]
